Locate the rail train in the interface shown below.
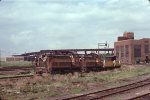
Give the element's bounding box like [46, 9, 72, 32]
[33, 53, 121, 74]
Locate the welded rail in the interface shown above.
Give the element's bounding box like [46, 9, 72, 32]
[0, 66, 33, 70]
[59, 78, 150, 100]
[0, 74, 34, 79]
[128, 93, 150, 100]
[0, 66, 34, 79]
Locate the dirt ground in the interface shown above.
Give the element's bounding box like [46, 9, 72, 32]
[0, 64, 150, 100]
[0, 66, 33, 76]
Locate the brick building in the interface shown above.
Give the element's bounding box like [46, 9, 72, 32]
[114, 32, 150, 64]
[0, 56, 24, 62]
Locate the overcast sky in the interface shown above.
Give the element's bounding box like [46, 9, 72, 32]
[0, 0, 150, 56]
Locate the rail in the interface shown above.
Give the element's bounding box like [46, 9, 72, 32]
[55, 78, 150, 100]
[128, 93, 150, 100]
[0, 66, 34, 79]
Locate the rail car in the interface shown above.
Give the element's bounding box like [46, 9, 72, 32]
[33, 53, 121, 74]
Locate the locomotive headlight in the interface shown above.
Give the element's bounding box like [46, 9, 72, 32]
[103, 60, 105, 67]
[70, 56, 75, 63]
[113, 60, 116, 66]
[96, 59, 99, 63]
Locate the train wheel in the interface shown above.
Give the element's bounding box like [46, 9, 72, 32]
[70, 65, 74, 75]
[47, 67, 52, 74]
[81, 66, 87, 73]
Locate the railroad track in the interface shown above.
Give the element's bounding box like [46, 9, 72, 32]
[0, 74, 34, 79]
[57, 78, 150, 100]
[0, 66, 34, 79]
[0, 66, 33, 71]
[128, 93, 150, 100]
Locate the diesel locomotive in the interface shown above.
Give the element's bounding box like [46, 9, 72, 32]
[33, 53, 121, 74]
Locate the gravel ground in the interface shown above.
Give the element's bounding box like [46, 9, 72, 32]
[101, 83, 150, 100]
[0, 64, 150, 100]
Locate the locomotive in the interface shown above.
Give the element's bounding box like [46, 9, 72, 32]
[103, 55, 121, 68]
[33, 53, 121, 74]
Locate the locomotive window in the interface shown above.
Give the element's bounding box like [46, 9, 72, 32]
[111, 56, 116, 61]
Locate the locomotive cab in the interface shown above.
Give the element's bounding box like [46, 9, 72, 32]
[103, 56, 121, 68]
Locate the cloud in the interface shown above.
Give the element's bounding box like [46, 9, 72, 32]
[0, 0, 150, 55]
[10, 30, 33, 45]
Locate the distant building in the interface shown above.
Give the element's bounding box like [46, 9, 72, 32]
[0, 56, 24, 62]
[0, 57, 6, 62]
[7, 56, 24, 62]
[114, 32, 150, 64]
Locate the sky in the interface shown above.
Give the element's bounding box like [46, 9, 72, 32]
[0, 0, 150, 56]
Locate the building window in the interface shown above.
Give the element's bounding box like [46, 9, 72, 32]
[144, 41, 149, 43]
[134, 45, 141, 57]
[116, 46, 119, 58]
[144, 44, 149, 54]
[121, 46, 124, 57]
[125, 45, 129, 57]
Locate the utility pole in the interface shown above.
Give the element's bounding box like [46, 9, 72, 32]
[98, 41, 108, 55]
[98, 42, 110, 60]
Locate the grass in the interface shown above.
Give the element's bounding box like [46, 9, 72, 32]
[0, 61, 32, 67]
[0, 65, 150, 100]
[87, 65, 150, 84]
[48, 92, 58, 97]
[20, 85, 47, 93]
[70, 87, 85, 93]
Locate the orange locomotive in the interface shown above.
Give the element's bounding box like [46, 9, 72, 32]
[34, 53, 121, 74]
